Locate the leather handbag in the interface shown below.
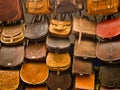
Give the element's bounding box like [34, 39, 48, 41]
[1, 24, 25, 45]
[96, 17, 120, 39]
[25, 85, 48, 90]
[73, 16, 96, 40]
[75, 73, 95, 90]
[96, 40, 120, 64]
[0, 0, 23, 21]
[87, 0, 119, 15]
[0, 70, 19, 90]
[25, 42, 47, 61]
[46, 71, 72, 90]
[26, 0, 51, 15]
[99, 64, 120, 88]
[20, 62, 49, 85]
[49, 19, 71, 38]
[72, 57, 92, 75]
[74, 39, 96, 59]
[46, 36, 70, 53]
[0, 45, 24, 67]
[25, 21, 48, 40]
[46, 52, 71, 74]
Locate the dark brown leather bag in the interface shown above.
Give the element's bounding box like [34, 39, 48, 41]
[46, 36, 70, 53]
[0, 45, 24, 67]
[0, 0, 23, 21]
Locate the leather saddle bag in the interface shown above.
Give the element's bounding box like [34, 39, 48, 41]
[25, 85, 48, 90]
[96, 17, 120, 39]
[46, 71, 72, 90]
[72, 57, 92, 75]
[0, 0, 23, 21]
[46, 52, 71, 74]
[25, 42, 47, 61]
[1, 24, 25, 45]
[75, 73, 95, 90]
[74, 38, 96, 59]
[20, 62, 49, 85]
[0, 70, 20, 90]
[99, 64, 120, 88]
[26, 0, 51, 15]
[49, 19, 71, 38]
[87, 0, 119, 15]
[46, 36, 70, 53]
[73, 16, 96, 39]
[0, 45, 24, 67]
[96, 40, 120, 64]
[25, 21, 48, 40]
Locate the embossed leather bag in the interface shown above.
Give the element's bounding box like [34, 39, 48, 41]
[26, 0, 51, 15]
[0, 0, 23, 21]
[96, 40, 120, 64]
[49, 19, 71, 38]
[99, 64, 120, 88]
[96, 17, 120, 39]
[0, 45, 24, 67]
[46, 36, 70, 53]
[0, 70, 20, 90]
[87, 0, 119, 15]
[20, 62, 49, 85]
[1, 24, 25, 45]
[46, 71, 72, 90]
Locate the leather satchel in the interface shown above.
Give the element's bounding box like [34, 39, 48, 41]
[96, 40, 120, 64]
[0, 0, 23, 21]
[46, 36, 70, 53]
[46, 71, 72, 90]
[26, 0, 51, 15]
[20, 62, 49, 85]
[87, 0, 119, 15]
[1, 24, 25, 45]
[0, 45, 24, 67]
[0, 70, 19, 90]
[49, 19, 71, 38]
[96, 17, 120, 39]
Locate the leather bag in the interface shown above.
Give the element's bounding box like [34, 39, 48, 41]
[87, 0, 119, 15]
[20, 62, 49, 85]
[25, 21, 48, 40]
[46, 36, 70, 53]
[0, 45, 24, 67]
[26, 0, 51, 15]
[0, 70, 19, 90]
[99, 64, 120, 88]
[46, 71, 72, 90]
[0, 0, 23, 21]
[96, 40, 120, 64]
[96, 17, 120, 39]
[1, 24, 25, 45]
[25, 43, 47, 61]
[49, 19, 71, 38]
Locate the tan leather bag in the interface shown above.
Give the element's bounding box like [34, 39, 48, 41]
[26, 0, 51, 15]
[87, 0, 119, 15]
[1, 24, 25, 45]
[49, 19, 71, 38]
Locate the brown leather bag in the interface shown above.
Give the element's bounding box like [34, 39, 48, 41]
[0, 0, 23, 21]
[49, 19, 71, 38]
[46, 36, 70, 53]
[26, 0, 51, 15]
[96, 40, 120, 64]
[1, 24, 25, 45]
[0, 70, 20, 90]
[87, 0, 119, 15]
[0, 45, 24, 67]
[20, 62, 49, 85]
[46, 71, 72, 90]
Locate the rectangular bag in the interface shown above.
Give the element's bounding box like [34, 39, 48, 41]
[87, 0, 119, 15]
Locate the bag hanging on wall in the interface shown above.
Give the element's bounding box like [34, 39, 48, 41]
[26, 0, 51, 15]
